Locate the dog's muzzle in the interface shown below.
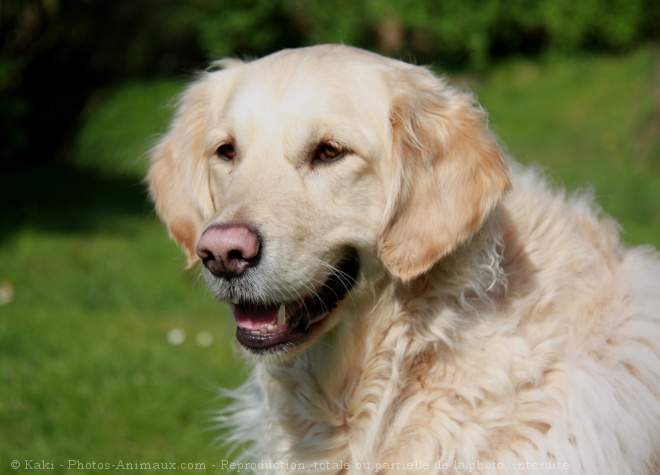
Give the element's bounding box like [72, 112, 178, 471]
[196, 223, 359, 354]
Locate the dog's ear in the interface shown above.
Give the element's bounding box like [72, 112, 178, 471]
[378, 65, 510, 282]
[147, 63, 242, 266]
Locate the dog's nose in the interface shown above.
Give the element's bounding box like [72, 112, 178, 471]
[196, 224, 261, 278]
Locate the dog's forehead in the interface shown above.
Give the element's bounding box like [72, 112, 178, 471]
[226, 48, 392, 131]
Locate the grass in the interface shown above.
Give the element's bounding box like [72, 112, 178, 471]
[474, 46, 660, 246]
[1, 81, 249, 473]
[1, 47, 658, 473]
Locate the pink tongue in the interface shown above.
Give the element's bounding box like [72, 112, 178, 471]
[233, 304, 279, 331]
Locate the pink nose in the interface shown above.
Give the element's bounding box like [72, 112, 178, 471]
[196, 224, 261, 278]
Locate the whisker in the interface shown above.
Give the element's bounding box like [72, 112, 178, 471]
[310, 255, 359, 309]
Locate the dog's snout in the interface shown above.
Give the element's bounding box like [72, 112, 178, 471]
[196, 224, 261, 278]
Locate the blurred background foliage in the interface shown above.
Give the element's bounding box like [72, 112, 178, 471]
[1, 0, 659, 168]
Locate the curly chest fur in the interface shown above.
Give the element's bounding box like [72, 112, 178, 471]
[223, 308, 570, 474]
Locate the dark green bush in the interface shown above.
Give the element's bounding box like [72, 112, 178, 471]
[1, 0, 657, 166]
[190, 0, 655, 67]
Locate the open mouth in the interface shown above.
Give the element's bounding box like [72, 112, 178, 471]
[232, 249, 359, 354]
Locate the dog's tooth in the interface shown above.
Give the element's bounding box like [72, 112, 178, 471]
[231, 296, 240, 305]
[278, 304, 286, 326]
[267, 325, 277, 333]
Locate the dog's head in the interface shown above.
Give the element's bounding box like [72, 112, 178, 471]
[148, 45, 509, 359]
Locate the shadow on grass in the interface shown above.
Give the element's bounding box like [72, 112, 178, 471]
[1, 162, 153, 241]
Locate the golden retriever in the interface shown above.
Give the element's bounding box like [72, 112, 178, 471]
[148, 45, 660, 474]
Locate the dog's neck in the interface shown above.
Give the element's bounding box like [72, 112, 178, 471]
[262, 208, 508, 429]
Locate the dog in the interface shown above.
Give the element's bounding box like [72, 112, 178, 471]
[148, 45, 660, 474]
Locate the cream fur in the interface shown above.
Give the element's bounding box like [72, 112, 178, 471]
[148, 45, 660, 474]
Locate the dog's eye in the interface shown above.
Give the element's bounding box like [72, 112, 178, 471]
[216, 143, 236, 161]
[314, 142, 345, 164]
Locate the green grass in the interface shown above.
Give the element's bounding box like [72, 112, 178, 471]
[474, 47, 660, 246]
[1, 81, 249, 473]
[1, 47, 659, 473]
